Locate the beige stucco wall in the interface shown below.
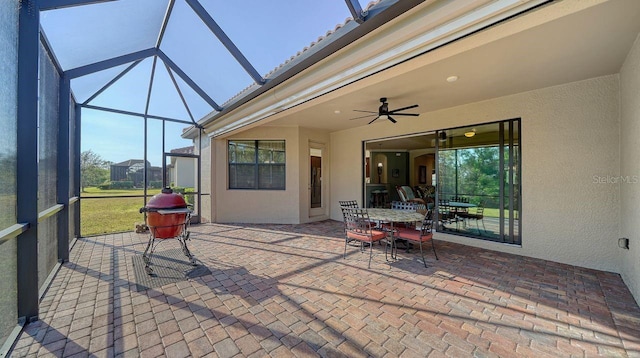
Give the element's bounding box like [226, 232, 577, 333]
[209, 125, 331, 224]
[211, 126, 301, 224]
[196, 135, 211, 223]
[620, 33, 640, 304]
[331, 75, 622, 273]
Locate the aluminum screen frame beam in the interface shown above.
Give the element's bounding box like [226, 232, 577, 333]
[156, 0, 176, 49]
[65, 48, 157, 79]
[144, 57, 159, 117]
[184, 0, 265, 85]
[81, 104, 194, 125]
[164, 62, 197, 125]
[345, 0, 365, 24]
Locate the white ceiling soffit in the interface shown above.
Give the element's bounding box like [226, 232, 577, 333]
[200, 0, 551, 137]
[277, 0, 640, 133]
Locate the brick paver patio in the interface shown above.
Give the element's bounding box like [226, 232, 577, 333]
[9, 220, 640, 357]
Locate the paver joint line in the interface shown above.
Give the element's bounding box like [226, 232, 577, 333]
[7, 221, 640, 358]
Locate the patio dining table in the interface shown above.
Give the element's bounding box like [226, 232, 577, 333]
[366, 208, 425, 260]
[447, 201, 477, 208]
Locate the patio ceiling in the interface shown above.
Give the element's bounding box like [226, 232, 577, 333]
[260, 0, 640, 133]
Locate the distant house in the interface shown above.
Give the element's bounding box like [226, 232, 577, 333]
[167, 146, 196, 188]
[110, 159, 162, 187]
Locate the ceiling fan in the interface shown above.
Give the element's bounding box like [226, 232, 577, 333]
[350, 97, 419, 124]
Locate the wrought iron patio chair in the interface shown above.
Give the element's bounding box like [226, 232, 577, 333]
[391, 201, 417, 211]
[464, 204, 486, 235]
[394, 210, 438, 267]
[341, 207, 386, 268]
[390, 201, 425, 227]
[339, 200, 360, 244]
[437, 204, 461, 231]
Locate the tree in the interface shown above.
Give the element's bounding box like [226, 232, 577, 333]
[438, 147, 500, 207]
[80, 150, 109, 192]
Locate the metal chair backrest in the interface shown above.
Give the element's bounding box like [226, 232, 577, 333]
[339, 200, 359, 208]
[391, 201, 416, 211]
[341, 207, 374, 235]
[420, 210, 434, 235]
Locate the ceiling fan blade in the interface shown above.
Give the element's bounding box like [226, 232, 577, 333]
[389, 104, 418, 113]
[391, 113, 419, 116]
[387, 115, 397, 123]
[349, 114, 376, 120]
[353, 109, 378, 114]
[368, 116, 380, 125]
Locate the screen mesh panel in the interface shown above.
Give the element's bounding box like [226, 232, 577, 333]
[42, 0, 367, 121]
[0, 1, 18, 230]
[81, 197, 144, 236]
[38, 215, 58, 290]
[89, 58, 154, 114]
[69, 200, 78, 243]
[169, 67, 215, 120]
[147, 64, 192, 120]
[165, 121, 194, 156]
[81, 109, 144, 194]
[0, 237, 17, 346]
[70, 63, 132, 104]
[40, 0, 169, 70]
[38, 42, 60, 212]
[0, 0, 19, 347]
[37, 42, 61, 295]
[160, 0, 254, 104]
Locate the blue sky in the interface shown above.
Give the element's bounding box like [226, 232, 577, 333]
[41, 0, 357, 166]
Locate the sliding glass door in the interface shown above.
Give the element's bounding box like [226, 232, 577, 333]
[436, 119, 521, 244]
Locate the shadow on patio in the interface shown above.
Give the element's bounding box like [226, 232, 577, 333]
[9, 220, 640, 357]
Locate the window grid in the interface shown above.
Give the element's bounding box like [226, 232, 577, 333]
[228, 140, 285, 190]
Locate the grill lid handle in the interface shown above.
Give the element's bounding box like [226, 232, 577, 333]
[161, 187, 173, 194]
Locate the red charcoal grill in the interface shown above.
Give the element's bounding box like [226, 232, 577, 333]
[140, 187, 196, 275]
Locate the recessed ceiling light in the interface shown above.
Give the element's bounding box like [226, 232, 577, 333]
[334, 110, 341, 114]
[446, 75, 459, 83]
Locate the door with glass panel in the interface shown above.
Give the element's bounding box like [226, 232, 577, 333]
[310, 143, 325, 217]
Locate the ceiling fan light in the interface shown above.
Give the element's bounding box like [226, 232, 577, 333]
[464, 129, 476, 138]
[379, 114, 389, 120]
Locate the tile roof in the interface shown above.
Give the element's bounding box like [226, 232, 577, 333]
[170, 145, 195, 154]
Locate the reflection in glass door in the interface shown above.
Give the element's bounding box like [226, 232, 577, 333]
[436, 119, 521, 244]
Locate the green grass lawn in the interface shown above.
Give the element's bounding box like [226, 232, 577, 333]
[80, 187, 161, 236]
[479, 208, 519, 219]
[81, 187, 162, 197]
